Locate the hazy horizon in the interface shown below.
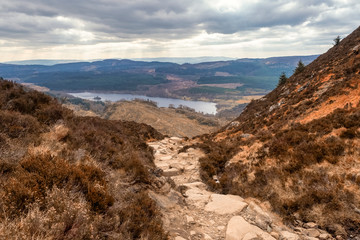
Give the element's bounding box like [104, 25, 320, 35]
[0, 1, 359, 62]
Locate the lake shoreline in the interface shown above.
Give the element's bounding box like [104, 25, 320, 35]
[68, 92, 218, 115]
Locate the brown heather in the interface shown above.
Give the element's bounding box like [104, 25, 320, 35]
[194, 26, 360, 238]
[0, 79, 168, 239]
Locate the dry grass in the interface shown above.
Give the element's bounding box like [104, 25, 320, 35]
[0, 79, 168, 239]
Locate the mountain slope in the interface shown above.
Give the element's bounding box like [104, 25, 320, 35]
[0, 79, 167, 239]
[196, 27, 360, 238]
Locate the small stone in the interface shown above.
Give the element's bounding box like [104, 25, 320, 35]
[160, 155, 172, 161]
[203, 233, 213, 239]
[304, 222, 318, 229]
[280, 231, 300, 240]
[175, 237, 187, 240]
[319, 233, 331, 240]
[186, 215, 195, 224]
[218, 226, 225, 231]
[305, 229, 320, 238]
[190, 231, 196, 235]
[163, 168, 180, 177]
[270, 232, 279, 239]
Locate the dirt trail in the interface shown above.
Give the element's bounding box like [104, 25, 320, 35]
[148, 137, 333, 240]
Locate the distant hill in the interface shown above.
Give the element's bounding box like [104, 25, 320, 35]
[0, 56, 319, 105]
[196, 27, 360, 237]
[65, 98, 224, 138]
[4, 59, 84, 65]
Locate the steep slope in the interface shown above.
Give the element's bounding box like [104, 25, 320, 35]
[196, 26, 360, 238]
[0, 79, 167, 239]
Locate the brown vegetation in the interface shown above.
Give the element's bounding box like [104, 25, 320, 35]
[0, 79, 167, 239]
[194, 26, 360, 238]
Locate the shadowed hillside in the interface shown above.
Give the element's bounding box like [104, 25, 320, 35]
[0, 79, 168, 239]
[195, 26, 360, 238]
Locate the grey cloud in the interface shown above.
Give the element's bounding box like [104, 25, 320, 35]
[0, 0, 359, 47]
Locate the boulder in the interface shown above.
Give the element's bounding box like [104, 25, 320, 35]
[243, 202, 273, 231]
[205, 194, 248, 215]
[226, 216, 275, 240]
[184, 187, 212, 208]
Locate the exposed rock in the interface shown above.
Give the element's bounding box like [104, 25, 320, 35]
[304, 229, 320, 238]
[205, 194, 248, 215]
[304, 222, 318, 229]
[270, 232, 280, 239]
[148, 191, 177, 210]
[175, 236, 187, 240]
[186, 215, 195, 224]
[319, 233, 331, 240]
[279, 231, 300, 240]
[170, 137, 183, 142]
[160, 155, 173, 161]
[163, 168, 180, 177]
[241, 133, 252, 139]
[242, 202, 273, 231]
[184, 187, 212, 208]
[226, 216, 275, 240]
[243, 232, 262, 240]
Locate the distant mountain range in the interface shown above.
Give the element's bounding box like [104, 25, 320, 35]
[0, 55, 319, 103]
[4, 57, 237, 65]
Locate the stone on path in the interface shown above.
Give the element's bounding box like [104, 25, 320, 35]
[160, 155, 173, 161]
[175, 237, 187, 240]
[279, 231, 300, 240]
[163, 168, 180, 177]
[226, 216, 275, 240]
[205, 194, 248, 215]
[184, 187, 212, 208]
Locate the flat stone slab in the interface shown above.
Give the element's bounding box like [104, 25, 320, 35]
[163, 168, 180, 177]
[226, 216, 275, 240]
[185, 187, 212, 208]
[160, 155, 173, 161]
[205, 194, 248, 215]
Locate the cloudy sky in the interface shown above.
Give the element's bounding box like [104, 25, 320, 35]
[0, 0, 359, 61]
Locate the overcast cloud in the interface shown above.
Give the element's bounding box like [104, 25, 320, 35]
[0, 0, 359, 61]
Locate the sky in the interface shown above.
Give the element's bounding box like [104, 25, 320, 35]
[0, 0, 359, 62]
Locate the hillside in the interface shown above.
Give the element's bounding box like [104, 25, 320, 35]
[64, 99, 224, 138]
[193, 26, 360, 238]
[0, 79, 168, 239]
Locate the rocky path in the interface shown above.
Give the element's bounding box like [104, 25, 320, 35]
[148, 137, 333, 240]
